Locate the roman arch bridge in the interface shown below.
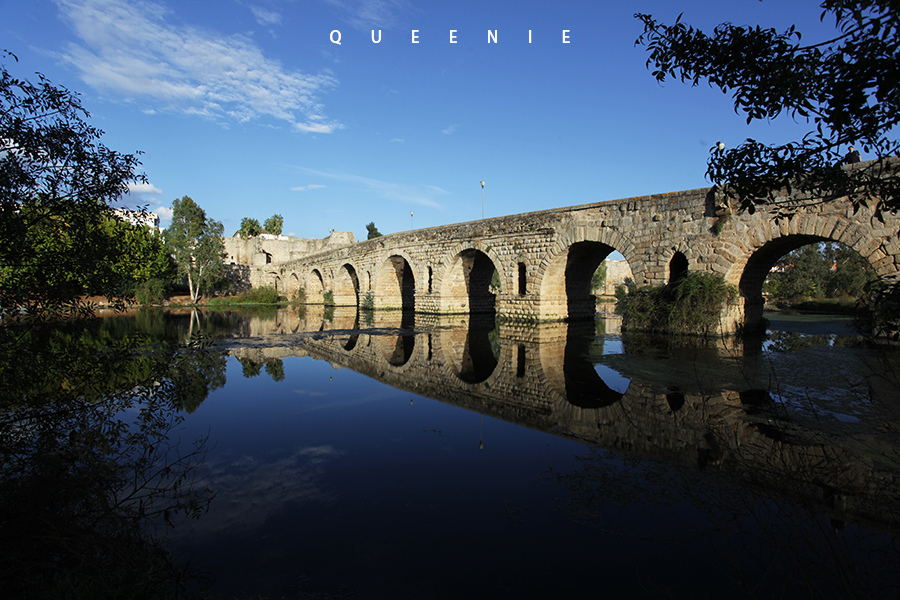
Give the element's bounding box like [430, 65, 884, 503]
[250, 174, 900, 333]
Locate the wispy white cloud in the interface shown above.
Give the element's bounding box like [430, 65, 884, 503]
[390, 137, 404, 143]
[291, 184, 327, 192]
[155, 205, 174, 224]
[127, 181, 163, 196]
[441, 124, 458, 135]
[249, 4, 282, 26]
[53, 0, 342, 133]
[298, 167, 448, 209]
[322, 0, 414, 31]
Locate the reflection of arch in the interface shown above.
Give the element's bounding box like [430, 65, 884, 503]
[457, 315, 499, 383]
[563, 323, 627, 408]
[440, 248, 497, 315]
[377, 334, 415, 367]
[437, 316, 499, 384]
[333, 263, 360, 307]
[375, 255, 416, 311]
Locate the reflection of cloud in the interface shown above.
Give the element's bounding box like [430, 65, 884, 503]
[293, 388, 327, 397]
[53, 0, 341, 132]
[172, 445, 341, 540]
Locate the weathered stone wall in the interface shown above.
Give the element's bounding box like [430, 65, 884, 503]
[224, 231, 355, 267]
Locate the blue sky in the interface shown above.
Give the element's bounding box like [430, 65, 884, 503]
[3, 0, 839, 241]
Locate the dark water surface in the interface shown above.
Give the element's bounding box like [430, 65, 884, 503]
[15, 306, 900, 599]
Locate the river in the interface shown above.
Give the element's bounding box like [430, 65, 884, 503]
[3, 306, 899, 599]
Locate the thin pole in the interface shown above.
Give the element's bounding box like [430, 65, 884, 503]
[480, 180, 485, 219]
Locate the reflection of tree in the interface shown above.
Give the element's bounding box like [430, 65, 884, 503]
[239, 357, 264, 378]
[265, 359, 285, 382]
[238, 357, 285, 382]
[170, 343, 227, 413]
[0, 322, 218, 597]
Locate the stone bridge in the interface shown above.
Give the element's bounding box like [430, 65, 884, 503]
[249, 167, 900, 332]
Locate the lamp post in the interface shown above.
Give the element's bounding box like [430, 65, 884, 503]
[410, 210, 414, 230]
[480, 180, 485, 219]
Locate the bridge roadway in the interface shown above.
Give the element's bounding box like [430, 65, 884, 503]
[250, 170, 900, 332]
[224, 307, 900, 537]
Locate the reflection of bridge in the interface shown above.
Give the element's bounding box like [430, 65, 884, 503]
[224, 308, 900, 535]
[250, 172, 899, 332]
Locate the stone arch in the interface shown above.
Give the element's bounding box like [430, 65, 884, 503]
[374, 253, 416, 311]
[333, 263, 360, 307]
[720, 213, 895, 331]
[535, 228, 637, 321]
[306, 268, 326, 300]
[438, 245, 501, 315]
[287, 272, 301, 296]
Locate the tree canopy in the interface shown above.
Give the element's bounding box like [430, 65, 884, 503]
[764, 242, 875, 301]
[366, 221, 383, 239]
[634, 1, 899, 217]
[264, 214, 283, 236]
[1, 51, 145, 317]
[164, 196, 225, 302]
[238, 217, 262, 238]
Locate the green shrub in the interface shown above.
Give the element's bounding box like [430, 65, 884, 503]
[207, 285, 282, 307]
[619, 272, 738, 335]
[323, 289, 334, 306]
[134, 278, 168, 305]
[361, 290, 375, 311]
[243, 285, 281, 304]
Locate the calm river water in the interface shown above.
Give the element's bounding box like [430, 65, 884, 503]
[21, 306, 900, 599]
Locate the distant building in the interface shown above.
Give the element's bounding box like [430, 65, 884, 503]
[223, 231, 356, 266]
[599, 259, 634, 296]
[113, 208, 160, 229]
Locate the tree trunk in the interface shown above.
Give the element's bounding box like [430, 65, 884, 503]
[187, 272, 198, 303]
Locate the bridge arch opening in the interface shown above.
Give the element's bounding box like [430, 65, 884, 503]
[288, 273, 301, 297]
[739, 236, 877, 329]
[442, 249, 497, 316]
[567, 243, 616, 316]
[333, 263, 360, 307]
[375, 255, 416, 312]
[518, 262, 527, 295]
[669, 252, 688, 283]
[306, 269, 325, 300]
